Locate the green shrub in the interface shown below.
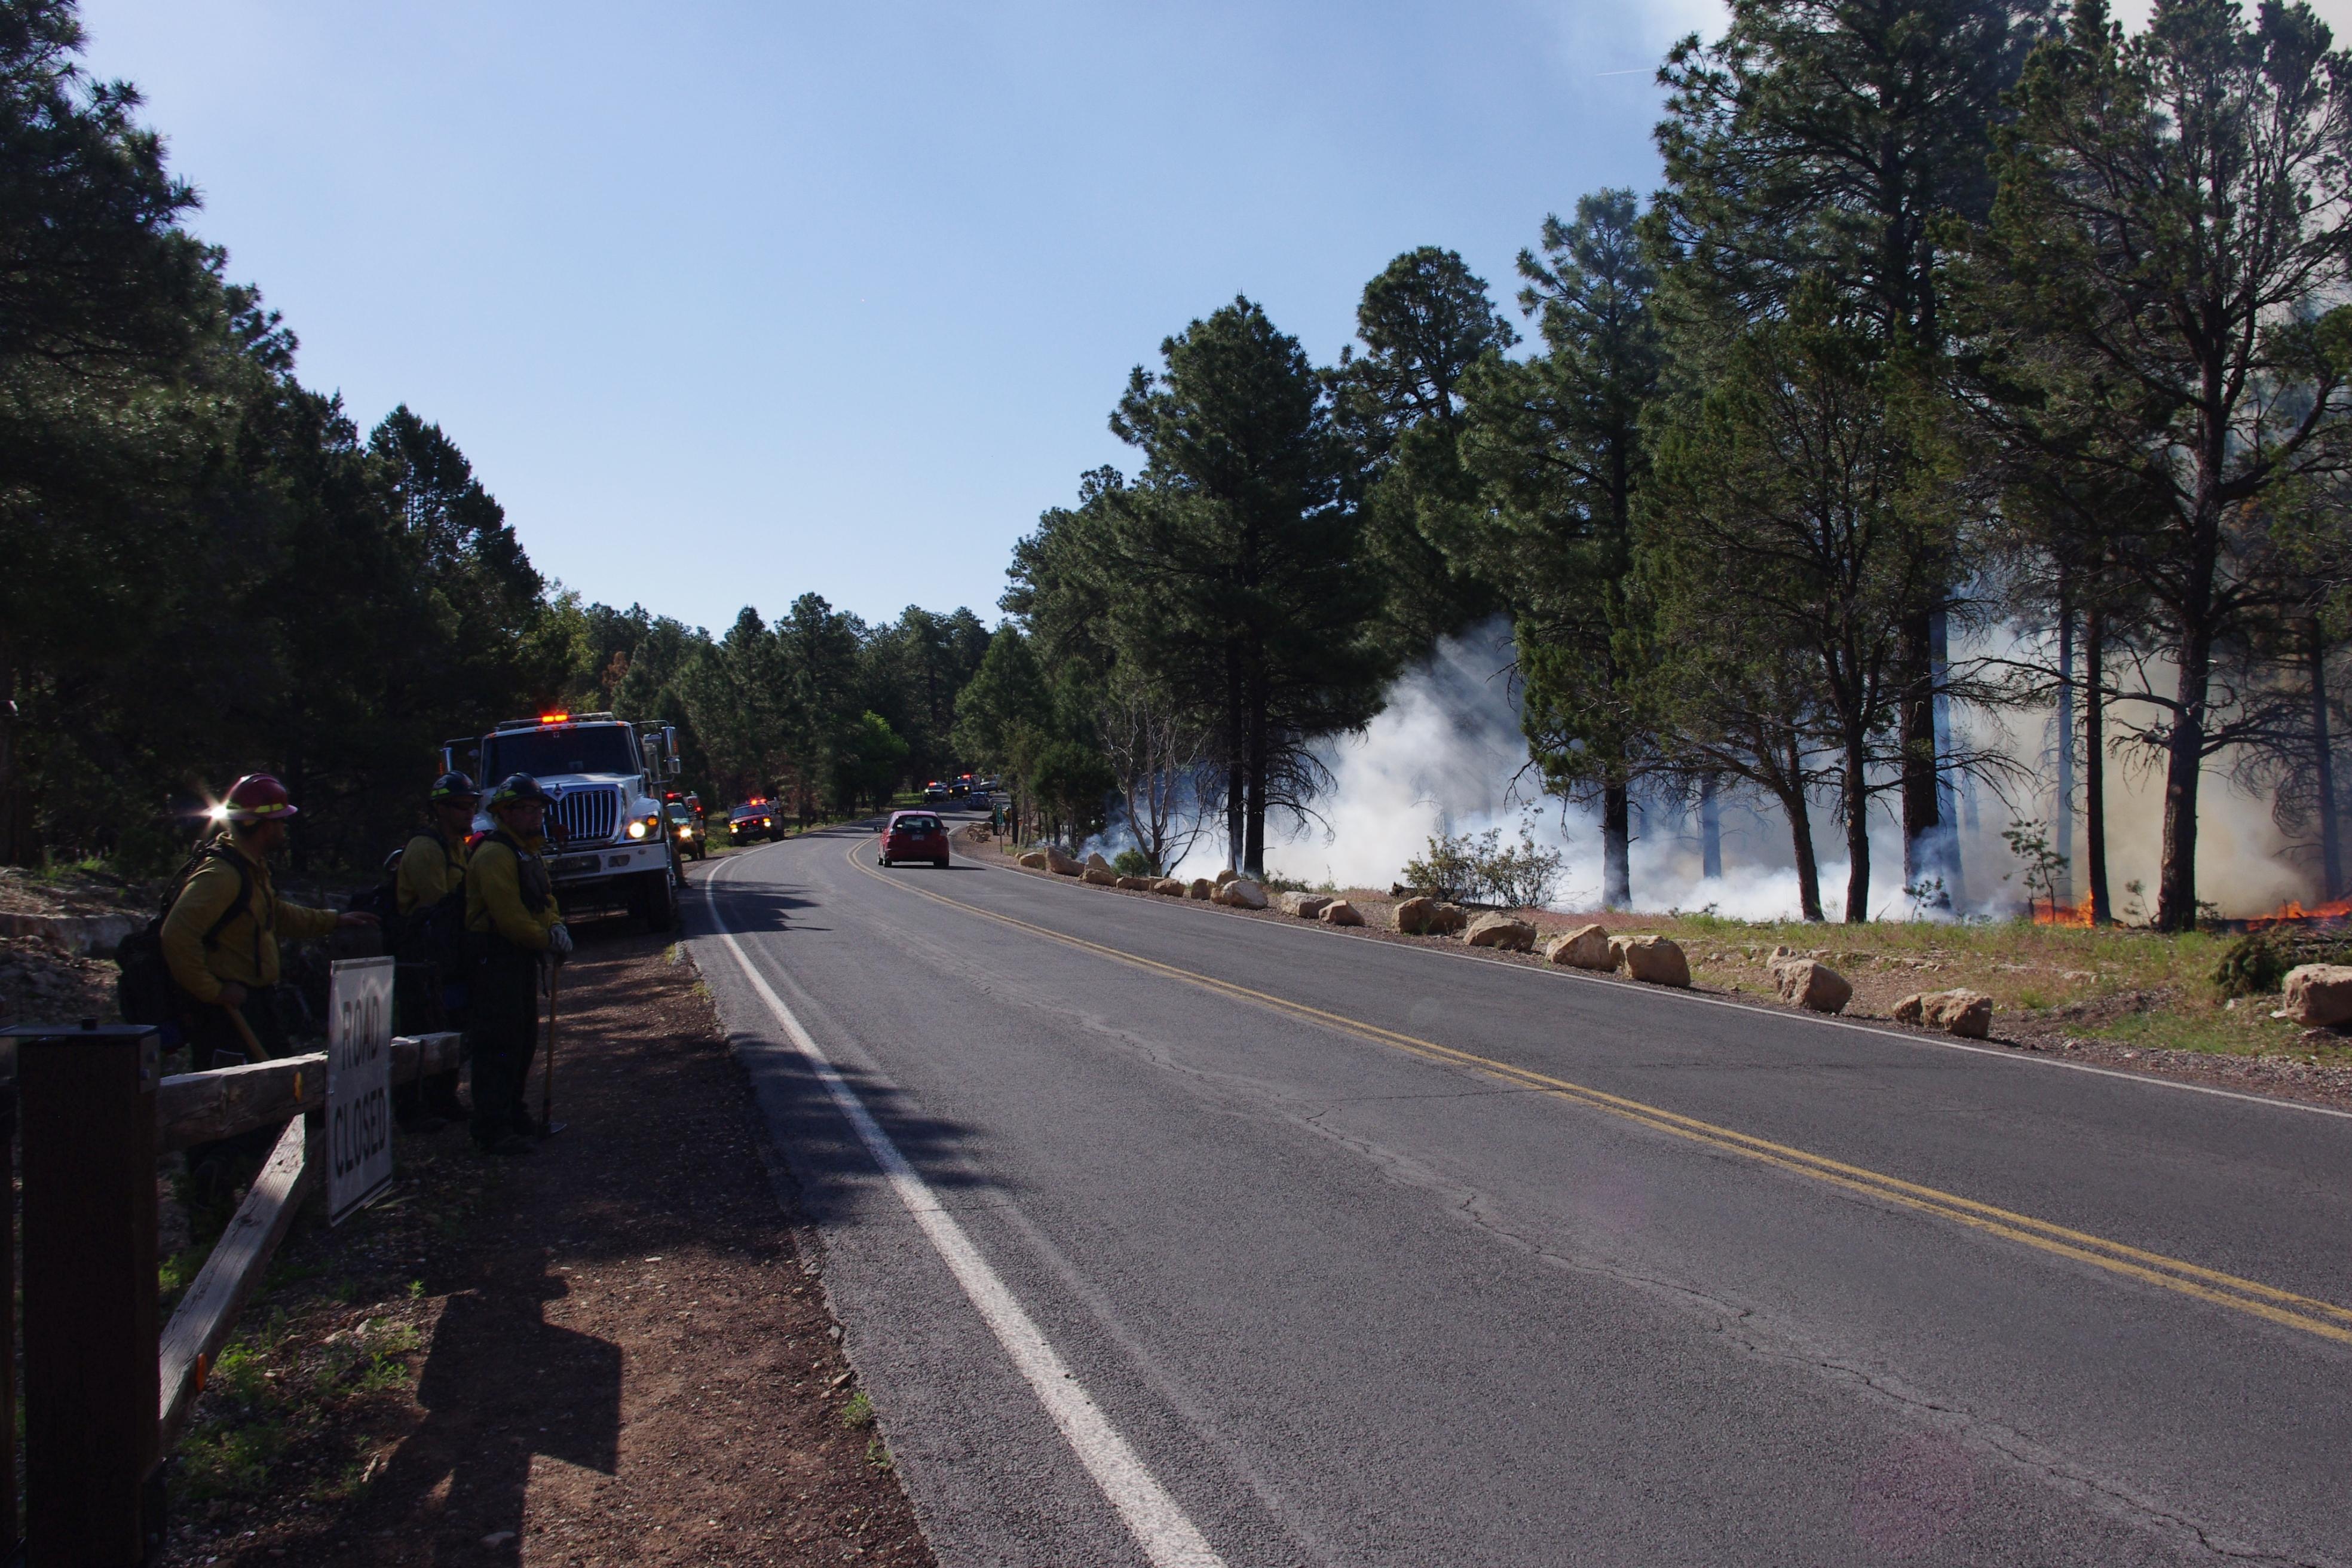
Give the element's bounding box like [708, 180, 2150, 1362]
[1111, 849, 1158, 878]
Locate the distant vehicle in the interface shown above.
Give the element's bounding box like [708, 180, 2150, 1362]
[974, 776, 1000, 795]
[730, 801, 782, 843]
[878, 810, 950, 868]
[667, 801, 706, 861]
[950, 774, 972, 798]
[923, 780, 950, 804]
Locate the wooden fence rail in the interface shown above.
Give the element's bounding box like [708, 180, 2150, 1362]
[3, 1024, 463, 1565]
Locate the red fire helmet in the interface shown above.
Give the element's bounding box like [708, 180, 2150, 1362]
[222, 773, 299, 823]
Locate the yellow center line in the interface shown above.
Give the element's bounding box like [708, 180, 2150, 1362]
[823, 838, 2352, 1347]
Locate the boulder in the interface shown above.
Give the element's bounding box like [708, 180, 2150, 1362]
[1214, 868, 1240, 887]
[1465, 913, 1538, 951]
[1279, 892, 1334, 919]
[1115, 875, 1153, 891]
[1391, 896, 1439, 935]
[1218, 878, 1269, 911]
[1082, 865, 1119, 887]
[1085, 851, 1113, 872]
[1017, 850, 1049, 870]
[1895, 988, 1994, 1039]
[1320, 899, 1365, 927]
[1151, 877, 1188, 896]
[1187, 878, 1215, 899]
[1610, 934, 1690, 988]
[1044, 846, 1083, 877]
[2278, 964, 2352, 1027]
[1774, 958, 1851, 1014]
[1429, 902, 1470, 935]
[1543, 923, 1614, 970]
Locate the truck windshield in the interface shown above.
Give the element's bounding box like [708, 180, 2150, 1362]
[482, 725, 639, 780]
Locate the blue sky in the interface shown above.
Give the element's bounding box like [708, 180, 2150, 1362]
[74, 0, 2244, 633]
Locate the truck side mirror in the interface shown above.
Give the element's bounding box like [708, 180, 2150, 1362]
[667, 755, 682, 777]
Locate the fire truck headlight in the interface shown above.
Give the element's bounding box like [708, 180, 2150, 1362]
[626, 817, 651, 840]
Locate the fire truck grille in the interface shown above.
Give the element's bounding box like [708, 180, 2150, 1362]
[551, 786, 620, 845]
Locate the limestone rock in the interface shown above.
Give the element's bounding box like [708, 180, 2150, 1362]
[1115, 875, 1153, 891]
[1082, 865, 1119, 886]
[1543, 923, 1614, 970]
[1429, 902, 1470, 935]
[1045, 846, 1083, 877]
[1218, 878, 1269, 910]
[1152, 877, 1189, 896]
[1610, 934, 1690, 988]
[1017, 850, 1048, 870]
[1392, 896, 1437, 934]
[1187, 878, 1214, 899]
[1465, 914, 1538, 952]
[1896, 988, 1994, 1038]
[1320, 899, 1365, 927]
[1085, 851, 1113, 872]
[1280, 891, 1334, 919]
[1774, 958, 1851, 1014]
[2278, 964, 2352, 1026]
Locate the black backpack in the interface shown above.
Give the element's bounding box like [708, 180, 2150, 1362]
[350, 847, 407, 949]
[374, 837, 469, 975]
[116, 843, 254, 1027]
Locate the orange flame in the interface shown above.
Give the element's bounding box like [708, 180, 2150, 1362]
[2246, 896, 2352, 930]
[2032, 901, 2095, 927]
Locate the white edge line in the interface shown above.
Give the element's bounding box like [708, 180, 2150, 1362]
[700, 853, 1226, 1568]
[948, 844, 2352, 1125]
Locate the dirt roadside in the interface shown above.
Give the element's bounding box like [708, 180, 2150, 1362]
[156, 920, 936, 1567]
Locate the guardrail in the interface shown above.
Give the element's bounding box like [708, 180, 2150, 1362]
[0, 1022, 461, 1566]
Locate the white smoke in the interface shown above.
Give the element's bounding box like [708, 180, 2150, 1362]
[1158, 620, 2332, 921]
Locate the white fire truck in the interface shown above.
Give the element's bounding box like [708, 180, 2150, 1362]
[442, 711, 684, 930]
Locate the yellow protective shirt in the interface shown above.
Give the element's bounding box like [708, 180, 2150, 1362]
[396, 828, 469, 916]
[465, 833, 562, 953]
[160, 837, 341, 1004]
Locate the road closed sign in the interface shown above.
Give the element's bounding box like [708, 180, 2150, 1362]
[327, 955, 396, 1224]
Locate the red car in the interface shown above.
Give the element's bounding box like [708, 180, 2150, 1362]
[879, 810, 950, 868]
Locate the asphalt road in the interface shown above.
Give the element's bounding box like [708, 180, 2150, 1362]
[685, 822, 2352, 1567]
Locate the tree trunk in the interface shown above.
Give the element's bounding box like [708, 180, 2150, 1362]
[2154, 617, 2212, 932]
[2085, 609, 2112, 925]
[2054, 578, 2074, 908]
[1242, 657, 1268, 879]
[1842, 730, 1872, 924]
[1898, 606, 1940, 889]
[1780, 739, 1824, 922]
[0, 648, 21, 866]
[1224, 647, 1244, 872]
[1930, 608, 1966, 908]
[1699, 773, 1723, 880]
[1602, 771, 1631, 909]
[2313, 618, 2342, 901]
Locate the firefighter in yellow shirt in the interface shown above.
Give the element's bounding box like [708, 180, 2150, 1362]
[163, 773, 378, 1068]
[392, 771, 479, 1126]
[464, 774, 570, 1153]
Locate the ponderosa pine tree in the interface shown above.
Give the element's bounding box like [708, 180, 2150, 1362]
[1461, 189, 1662, 908]
[1331, 247, 1518, 651]
[1107, 297, 1392, 875]
[1973, 0, 2352, 929]
[1653, 0, 2056, 896]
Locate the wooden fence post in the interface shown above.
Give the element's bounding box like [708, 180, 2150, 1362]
[10, 1022, 164, 1566]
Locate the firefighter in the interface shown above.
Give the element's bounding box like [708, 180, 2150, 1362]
[163, 772, 379, 1068]
[464, 773, 571, 1154]
[392, 771, 479, 1125]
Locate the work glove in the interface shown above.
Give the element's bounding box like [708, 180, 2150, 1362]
[548, 923, 574, 960]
